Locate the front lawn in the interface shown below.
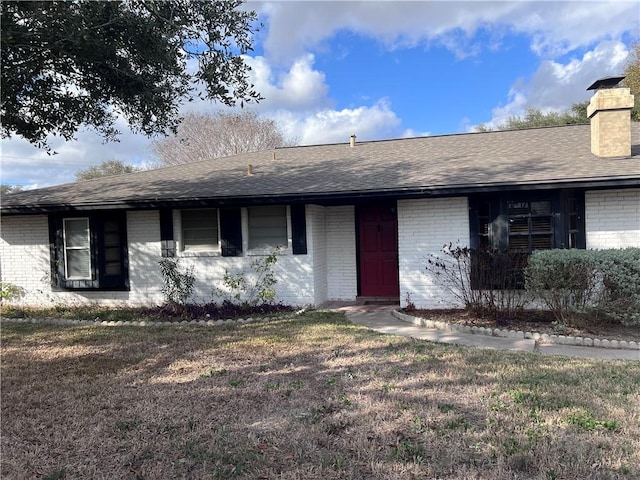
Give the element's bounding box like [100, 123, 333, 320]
[1, 312, 639, 479]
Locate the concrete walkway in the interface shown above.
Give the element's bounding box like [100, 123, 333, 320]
[327, 304, 640, 361]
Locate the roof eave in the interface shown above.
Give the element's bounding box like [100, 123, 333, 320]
[2, 176, 638, 215]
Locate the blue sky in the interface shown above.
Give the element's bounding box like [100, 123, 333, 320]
[1, 0, 638, 188]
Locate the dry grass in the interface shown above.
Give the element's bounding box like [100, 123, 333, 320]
[2, 312, 639, 479]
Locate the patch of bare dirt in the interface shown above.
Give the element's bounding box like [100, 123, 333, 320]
[404, 308, 640, 342]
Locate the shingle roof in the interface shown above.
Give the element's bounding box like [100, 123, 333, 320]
[3, 123, 640, 213]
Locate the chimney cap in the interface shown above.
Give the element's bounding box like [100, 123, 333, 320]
[587, 76, 625, 91]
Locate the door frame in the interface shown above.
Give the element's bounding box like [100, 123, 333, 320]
[354, 201, 400, 299]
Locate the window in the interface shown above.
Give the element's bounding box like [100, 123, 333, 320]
[248, 205, 287, 249]
[181, 209, 218, 252]
[507, 200, 553, 252]
[469, 190, 585, 288]
[50, 212, 128, 290]
[63, 218, 91, 279]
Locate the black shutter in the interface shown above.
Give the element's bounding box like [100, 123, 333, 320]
[291, 204, 307, 255]
[159, 209, 176, 257]
[48, 215, 64, 288]
[220, 208, 242, 257]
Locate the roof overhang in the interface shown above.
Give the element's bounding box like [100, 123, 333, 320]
[2, 177, 638, 215]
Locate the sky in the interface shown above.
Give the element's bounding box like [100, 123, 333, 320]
[1, 0, 638, 189]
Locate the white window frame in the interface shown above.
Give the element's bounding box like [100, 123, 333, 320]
[179, 208, 220, 255]
[63, 217, 92, 280]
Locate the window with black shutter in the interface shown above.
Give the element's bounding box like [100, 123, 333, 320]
[469, 190, 585, 289]
[50, 211, 128, 290]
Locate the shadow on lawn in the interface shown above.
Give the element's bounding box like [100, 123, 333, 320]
[1, 314, 639, 479]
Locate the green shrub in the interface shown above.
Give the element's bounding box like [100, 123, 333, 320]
[525, 248, 640, 325]
[215, 250, 279, 307]
[0, 282, 25, 303]
[594, 248, 640, 325]
[524, 250, 599, 323]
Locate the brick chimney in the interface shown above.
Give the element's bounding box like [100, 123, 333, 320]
[587, 76, 634, 157]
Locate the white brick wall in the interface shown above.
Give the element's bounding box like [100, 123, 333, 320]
[162, 207, 316, 306]
[397, 197, 469, 309]
[326, 206, 357, 300]
[6, 189, 635, 310]
[0, 215, 51, 305]
[585, 188, 640, 249]
[0, 209, 316, 307]
[126, 210, 164, 304]
[0, 213, 157, 306]
[307, 205, 328, 305]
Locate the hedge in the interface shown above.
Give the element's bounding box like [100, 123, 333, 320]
[525, 248, 640, 325]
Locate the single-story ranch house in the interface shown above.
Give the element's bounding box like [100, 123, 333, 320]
[1, 78, 639, 309]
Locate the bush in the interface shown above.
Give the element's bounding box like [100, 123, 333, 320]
[594, 248, 640, 325]
[525, 248, 640, 326]
[159, 258, 196, 307]
[215, 250, 279, 307]
[524, 250, 600, 323]
[0, 282, 24, 304]
[426, 243, 530, 318]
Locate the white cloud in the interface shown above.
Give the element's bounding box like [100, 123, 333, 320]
[477, 40, 631, 130]
[244, 54, 332, 112]
[1, 119, 154, 187]
[257, 1, 637, 62]
[273, 99, 402, 145]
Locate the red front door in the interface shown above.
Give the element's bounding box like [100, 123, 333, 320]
[358, 204, 400, 297]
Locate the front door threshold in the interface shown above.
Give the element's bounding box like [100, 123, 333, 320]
[356, 296, 400, 306]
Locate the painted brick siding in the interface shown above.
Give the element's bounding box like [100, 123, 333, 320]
[170, 207, 315, 307]
[0, 215, 51, 304]
[307, 204, 328, 306]
[585, 188, 640, 249]
[397, 197, 469, 309]
[126, 210, 164, 305]
[0, 209, 316, 307]
[0, 212, 165, 306]
[326, 206, 358, 300]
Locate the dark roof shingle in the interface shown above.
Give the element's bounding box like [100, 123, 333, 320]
[3, 124, 639, 212]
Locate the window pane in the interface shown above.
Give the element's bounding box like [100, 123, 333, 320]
[531, 216, 552, 233]
[530, 201, 551, 215]
[248, 206, 287, 249]
[509, 217, 529, 234]
[64, 218, 90, 248]
[66, 249, 91, 279]
[507, 201, 529, 215]
[181, 209, 218, 251]
[509, 237, 530, 251]
[63, 218, 91, 279]
[532, 235, 553, 250]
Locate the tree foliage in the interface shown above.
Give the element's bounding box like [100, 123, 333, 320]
[75, 160, 141, 181]
[0, 185, 24, 196]
[152, 111, 297, 166]
[622, 42, 640, 121]
[1, 0, 260, 150]
[477, 102, 590, 132]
